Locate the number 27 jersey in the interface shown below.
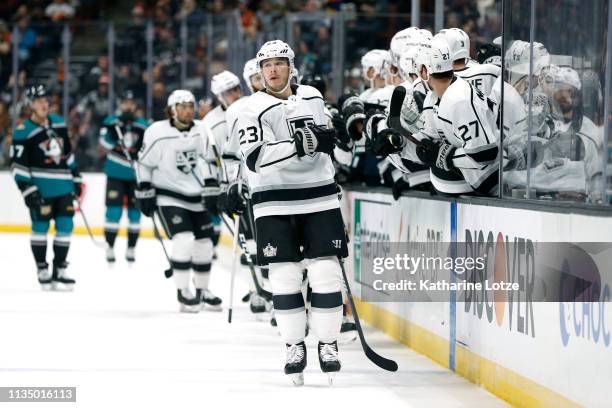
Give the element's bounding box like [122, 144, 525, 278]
[237, 85, 338, 219]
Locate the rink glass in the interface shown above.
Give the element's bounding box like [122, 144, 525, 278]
[500, 0, 611, 206]
[1, 4, 610, 207]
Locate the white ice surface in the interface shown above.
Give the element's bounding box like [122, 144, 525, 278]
[0, 234, 507, 408]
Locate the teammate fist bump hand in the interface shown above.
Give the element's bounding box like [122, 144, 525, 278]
[135, 182, 156, 217]
[416, 138, 455, 171]
[294, 125, 335, 157]
[370, 128, 405, 156]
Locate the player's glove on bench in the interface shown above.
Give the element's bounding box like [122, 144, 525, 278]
[294, 124, 335, 157]
[416, 138, 455, 171]
[370, 127, 405, 156]
[135, 182, 156, 217]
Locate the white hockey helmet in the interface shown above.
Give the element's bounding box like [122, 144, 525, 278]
[390, 27, 420, 67]
[256, 40, 296, 77]
[243, 58, 258, 90]
[417, 34, 453, 78]
[361, 49, 391, 79]
[419, 29, 433, 41]
[439, 27, 470, 61]
[211, 70, 241, 96]
[167, 89, 196, 107]
[398, 46, 419, 80]
[505, 40, 550, 77]
[548, 65, 582, 91]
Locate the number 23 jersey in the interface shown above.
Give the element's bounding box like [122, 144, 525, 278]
[237, 84, 338, 219]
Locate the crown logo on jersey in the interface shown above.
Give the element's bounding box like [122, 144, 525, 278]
[263, 243, 277, 258]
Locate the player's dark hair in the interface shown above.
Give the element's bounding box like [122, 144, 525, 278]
[431, 70, 454, 80]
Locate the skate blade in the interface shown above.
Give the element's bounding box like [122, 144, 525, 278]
[52, 283, 74, 292]
[338, 330, 358, 344]
[179, 305, 201, 313]
[200, 305, 223, 312]
[327, 372, 336, 386]
[290, 373, 304, 386]
[40, 283, 53, 291]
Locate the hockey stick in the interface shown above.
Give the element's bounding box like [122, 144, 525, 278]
[227, 213, 240, 323]
[73, 197, 107, 248]
[338, 256, 398, 372]
[387, 85, 421, 146]
[114, 124, 173, 279]
[219, 212, 272, 301]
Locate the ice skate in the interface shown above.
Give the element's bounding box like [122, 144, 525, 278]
[105, 246, 116, 263]
[339, 315, 357, 344]
[36, 263, 52, 291]
[199, 288, 222, 312]
[284, 341, 306, 386]
[177, 289, 200, 313]
[250, 292, 267, 314]
[318, 341, 341, 385]
[125, 247, 136, 263]
[52, 262, 75, 291]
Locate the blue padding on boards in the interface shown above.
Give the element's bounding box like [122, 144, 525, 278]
[449, 201, 457, 371]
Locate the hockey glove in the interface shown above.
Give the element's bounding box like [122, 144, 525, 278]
[370, 128, 405, 156]
[364, 110, 386, 142]
[339, 94, 366, 141]
[416, 138, 456, 171]
[202, 179, 221, 214]
[217, 183, 228, 213]
[330, 109, 352, 151]
[22, 185, 43, 210]
[135, 182, 156, 217]
[294, 124, 335, 157]
[226, 180, 249, 215]
[72, 172, 84, 199]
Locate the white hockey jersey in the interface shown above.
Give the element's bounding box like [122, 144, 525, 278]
[381, 80, 430, 187]
[201, 104, 227, 181]
[137, 119, 217, 211]
[237, 85, 339, 219]
[434, 76, 500, 194]
[454, 61, 500, 96]
[223, 96, 250, 183]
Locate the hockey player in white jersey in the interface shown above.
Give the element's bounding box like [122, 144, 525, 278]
[439, 28, 500, 96]
[208, 69, 272, 315]
[372, 35, 500, 195]
[243, 58, 265, 94]
[237, 40, 346, 385]
[135, 90, 222, 312]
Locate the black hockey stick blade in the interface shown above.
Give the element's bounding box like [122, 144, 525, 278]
[164, 268, 173, 279]
[228, 308, 233, 323]
[388, 86, 421, 146]
[339, 257, 398, 372]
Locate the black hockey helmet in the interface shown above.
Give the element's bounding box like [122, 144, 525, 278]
[24, 84, 48, 105]
[476, 43, 501, 65]
[300, 74, 327, 96]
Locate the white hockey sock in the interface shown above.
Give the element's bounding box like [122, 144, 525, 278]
[307, 257, 343, 343]
[270, 262, 307, 345]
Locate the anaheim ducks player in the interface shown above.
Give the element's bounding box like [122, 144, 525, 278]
[372, 34, 500, 195]
[237, 40, 346, 386]
[135, 90, 222, 312]
[439, 28, 500, 96]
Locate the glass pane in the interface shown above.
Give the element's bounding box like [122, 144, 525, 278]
[502, 0, 610, 205]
